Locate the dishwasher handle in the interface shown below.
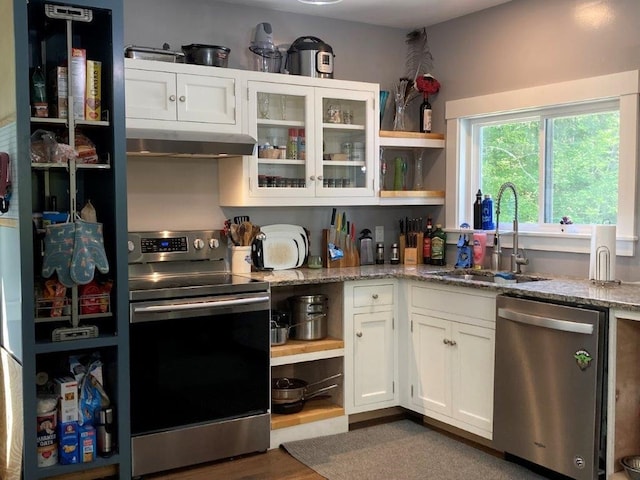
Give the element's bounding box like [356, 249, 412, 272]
[498, 307, 594, 335]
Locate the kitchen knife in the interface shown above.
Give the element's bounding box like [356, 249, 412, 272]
[329, 207, 337, 245]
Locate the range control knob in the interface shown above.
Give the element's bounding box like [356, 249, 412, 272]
[209, 238, 220, 249]
[127, 240, 135, 253]
[193, 238, 205, 250]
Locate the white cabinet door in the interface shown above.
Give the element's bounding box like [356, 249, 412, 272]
[315, 87, 376, 198]
[177, 73, 236, 125]
[451, 322, 494, 433]
[353, 310, 395, 406]
[410, 312, 451, 416]
[125, 68, 177, 121]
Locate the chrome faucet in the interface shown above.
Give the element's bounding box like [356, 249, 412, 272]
[491, 182, 529, 273]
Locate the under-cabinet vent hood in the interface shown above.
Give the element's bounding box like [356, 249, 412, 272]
[126, 129, 256, 158]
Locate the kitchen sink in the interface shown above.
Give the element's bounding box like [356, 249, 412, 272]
[432, 269, 548, 284]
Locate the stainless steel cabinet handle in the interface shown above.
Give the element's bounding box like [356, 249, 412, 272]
[356, 332, 363, 337]
[498, 307, 594, 335]
[133, 295, 270, 316]
[317, 176, 323, 181]
[169, 95, 176, 102]
[372, 293, 379, 299]
[450, 340, 457, 346]
[310, 176, 315, 181]
[443, 339, 450, 345]
[179, 95, 186, 102]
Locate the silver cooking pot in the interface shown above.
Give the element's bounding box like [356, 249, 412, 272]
[288, 294, 328, 340]
[181, 44, 230, 67]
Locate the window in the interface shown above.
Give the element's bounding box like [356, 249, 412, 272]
[445, 70, 639, 255]
[474, 102, 619, 226]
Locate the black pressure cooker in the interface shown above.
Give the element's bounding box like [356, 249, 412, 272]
[286, 36, 334, 78]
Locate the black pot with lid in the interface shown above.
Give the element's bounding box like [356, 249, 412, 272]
[286, 36, 334, 78]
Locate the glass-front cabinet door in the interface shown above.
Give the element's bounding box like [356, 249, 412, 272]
[247, 81, 376, 200]
[315, 88, 375, 198]
[248, 81, 315, 198]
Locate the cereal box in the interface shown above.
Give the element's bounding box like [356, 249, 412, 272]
[85, 60, 101, 121]
[79, 424, 96, 463]
[70, 48, 86, 120]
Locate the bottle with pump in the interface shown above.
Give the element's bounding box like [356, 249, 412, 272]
[473, 189, 483, 230]
[419, 93, 432, 133]
[431, 224, 447, 266]
[422, 217, 433, 264]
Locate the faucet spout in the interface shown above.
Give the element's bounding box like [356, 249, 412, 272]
[493, 182, 528, 273]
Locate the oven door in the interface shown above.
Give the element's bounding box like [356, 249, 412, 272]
[129, 291, 270, 435]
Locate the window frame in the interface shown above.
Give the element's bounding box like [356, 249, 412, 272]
[445, 70, 640, 256]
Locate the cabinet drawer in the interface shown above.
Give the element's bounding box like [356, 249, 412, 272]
[411, 284, 496, 323]
[353, 283, 394, 307]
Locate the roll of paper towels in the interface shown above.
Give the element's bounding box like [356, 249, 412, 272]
[589, 225, 616, 282]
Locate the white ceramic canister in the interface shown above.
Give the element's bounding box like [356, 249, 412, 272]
[231, 245, 252, 273]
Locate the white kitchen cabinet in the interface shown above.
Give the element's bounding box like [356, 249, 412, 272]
[124, 58, 240, 133]
[344, 280, 398, 414]
[219, 72, 378, 206]
[407, 282, 496, 439]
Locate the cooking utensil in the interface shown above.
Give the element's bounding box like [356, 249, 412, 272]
[271, 373, 342, 404]
[181, 44, 230, 67]
[288, 295, 328, 340]
[124, 43, 184, 62]
[286, 36, 334, 78]
[234, 216, 250, 224]
[270, 321, 288, 345]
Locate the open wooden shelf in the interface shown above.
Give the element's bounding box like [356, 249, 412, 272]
[271, 399, 345, 430]
[271, 337, 344, 358]
[379, 190, 445, 198]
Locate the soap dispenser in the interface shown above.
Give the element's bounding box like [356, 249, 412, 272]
[359, 229, 374, 265]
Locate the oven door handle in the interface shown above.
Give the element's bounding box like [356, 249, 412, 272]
[132, 295, 270, 315]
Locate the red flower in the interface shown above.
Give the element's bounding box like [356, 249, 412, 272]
[415, 74, 441, 96]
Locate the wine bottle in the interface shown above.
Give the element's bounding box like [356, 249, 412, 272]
[419, 94, 432, 133]
[31, 65, 48, 118]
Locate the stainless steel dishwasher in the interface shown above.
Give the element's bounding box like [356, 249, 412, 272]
[494, 295, 607, 480]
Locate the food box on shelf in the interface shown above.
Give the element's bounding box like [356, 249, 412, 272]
[70, 48, 86, 120]
[50, 66, 68, 119]
[55, 376, 78, 423]
[85, 60, 101, 121]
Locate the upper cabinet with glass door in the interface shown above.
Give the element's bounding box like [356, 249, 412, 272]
[219, 77, 378, 206]
[315, 88, 376, 199]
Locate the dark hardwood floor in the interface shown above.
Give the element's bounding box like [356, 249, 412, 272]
[145, 448, 323, 480]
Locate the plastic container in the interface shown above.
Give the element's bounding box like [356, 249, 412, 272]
[472, 232, 487, 269]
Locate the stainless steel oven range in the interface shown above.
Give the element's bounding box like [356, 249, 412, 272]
[127, 230, 270, 478]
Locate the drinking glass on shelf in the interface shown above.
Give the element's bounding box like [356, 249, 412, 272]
[342, 109, 353, 124]
[258, 92, 270, 119]
[280, 95, 287, 120]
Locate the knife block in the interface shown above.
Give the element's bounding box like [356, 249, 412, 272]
[322, 229, 359, 268]
[400, 233, 424, 265]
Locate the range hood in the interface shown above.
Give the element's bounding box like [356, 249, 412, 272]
[126, 128, 256, 158]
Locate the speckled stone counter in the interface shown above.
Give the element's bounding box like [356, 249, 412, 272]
[246, 264, 640, 312]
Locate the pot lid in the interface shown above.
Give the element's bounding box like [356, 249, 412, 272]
[288, 36, 333, 54]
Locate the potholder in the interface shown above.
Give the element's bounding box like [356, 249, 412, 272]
[70, 219, 109, 285]
[42, 222, 76, 287]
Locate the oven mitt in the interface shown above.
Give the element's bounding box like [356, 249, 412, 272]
[70, 219, 109, 285]
[42, 222, 76, 288]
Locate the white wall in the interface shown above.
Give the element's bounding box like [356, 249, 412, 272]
[124, 0, 640, 278]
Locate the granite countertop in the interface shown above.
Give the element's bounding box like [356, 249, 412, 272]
[247, 264, 640, 313]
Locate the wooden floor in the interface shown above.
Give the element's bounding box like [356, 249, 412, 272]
[145, 448, 324, 480]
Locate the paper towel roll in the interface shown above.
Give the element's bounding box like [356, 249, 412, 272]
[589, 225, 616, 282]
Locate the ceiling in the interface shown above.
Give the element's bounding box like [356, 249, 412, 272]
[227, 0, 512, 29]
